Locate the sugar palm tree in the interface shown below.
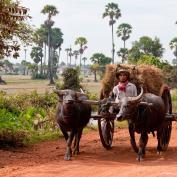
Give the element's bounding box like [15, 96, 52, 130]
[117, 48, 128, 63]
[65, 48, 70, 66]
[75, 37, 88, 67]
[68, 46, 73, 66]
[117, 23, 132, 49]
[103, 2, 121, 64]
[41, 4, 59, 84]
[82, 57, 87, 76]
[30, 46, 43, 76]
[73, 50, 79, 66]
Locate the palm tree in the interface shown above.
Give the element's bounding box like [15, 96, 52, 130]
[73, 50, 79, 66]
[34, 25, 48, 67]
[41, 4, 59, 84]
[117, 48, 128, 63]
[103, 2, 121, 64]
[75, 37, 88, 67]
[21, 60, 28, 75]
[65, 48, 70, 66]
[90, 64, 99, 82]
[41, 5, 59, 20]
[82, 57, 87, 76]
[50, 27, 63, 72]
[117, 23, 132, 49]
[68, 46, 73, 66]
[30, 46, 43, 76]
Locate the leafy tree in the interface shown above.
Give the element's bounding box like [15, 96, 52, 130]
[3, 60, 13, 74]
[90, 53, 111, 65]
[0, 0, 32, 59]
[90, 53, 111, 79]
[75, 37, 88, 67]
[61, 68, 82, 90]
[103, 2, 121, 64]
[169, 37, 177, 60]
[129, 36, 164, 63]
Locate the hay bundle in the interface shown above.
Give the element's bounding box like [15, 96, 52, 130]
[100, 64, 165, 98]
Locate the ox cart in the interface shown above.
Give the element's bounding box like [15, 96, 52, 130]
[55, 64, 177, 161]
[91, 85, 177, 151]
[89, 65, 177, 155]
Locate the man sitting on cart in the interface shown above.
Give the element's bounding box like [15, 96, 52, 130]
[109, 69, 137, 119]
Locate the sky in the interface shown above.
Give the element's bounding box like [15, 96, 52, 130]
[14, 0, 177, 65]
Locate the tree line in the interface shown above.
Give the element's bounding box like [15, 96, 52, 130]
[1, 1, 177, 86]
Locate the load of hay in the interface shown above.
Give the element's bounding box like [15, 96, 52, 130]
[100, 64, 166, 98]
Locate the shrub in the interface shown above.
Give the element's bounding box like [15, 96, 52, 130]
[0, 91, 59, 147]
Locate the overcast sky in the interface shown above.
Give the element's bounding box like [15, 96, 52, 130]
[15, 0, 177, 64]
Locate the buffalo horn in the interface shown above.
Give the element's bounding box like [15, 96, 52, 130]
[76, 91, 87, 97]
[128, 87, 143, 103]
[82, 100, 100, 105]
[80, 88, 84, 93]
[53, 89, 69, 95]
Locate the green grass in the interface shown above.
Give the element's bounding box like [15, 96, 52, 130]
[24, 130, 62, 146]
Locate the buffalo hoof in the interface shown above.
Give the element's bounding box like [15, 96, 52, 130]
[64, 154, 71, 161]
[157, 151, 162, 155]
[136, 155, 144, 162]
[73, 149, 79, 155]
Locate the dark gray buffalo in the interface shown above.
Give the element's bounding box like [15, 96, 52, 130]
[114, 88, 169, 161]
[55, 89, 91, 160]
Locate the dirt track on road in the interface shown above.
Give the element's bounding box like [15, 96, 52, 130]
[1, 123, 177, 177]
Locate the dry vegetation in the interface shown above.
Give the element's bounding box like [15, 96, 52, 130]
[0, 75, 101, 95]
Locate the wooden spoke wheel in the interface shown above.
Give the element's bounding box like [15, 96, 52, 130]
[158, 121, 172, 151]
[98, 118, 114, 149]
[158, 87, 172, 151]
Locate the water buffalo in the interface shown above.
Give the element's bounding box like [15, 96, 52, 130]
[115, 87, 168, 161]
[55, 89, 91, 160]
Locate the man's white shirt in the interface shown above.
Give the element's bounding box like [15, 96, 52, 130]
[112, 82, 137, 103]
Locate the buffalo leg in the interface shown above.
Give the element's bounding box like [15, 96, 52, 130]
[128, 123, 138, 153]
[73, 128, 83, 155]
[60, 126, 69, 141]
[137, 132, 148, 162]
[64, 130, 75, 160]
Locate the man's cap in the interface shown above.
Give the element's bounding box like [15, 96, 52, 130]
[115, 69, 130, 78]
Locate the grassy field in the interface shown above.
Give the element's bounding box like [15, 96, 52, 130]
[1, 74, 177, 112]
[0, 75, 101, 95]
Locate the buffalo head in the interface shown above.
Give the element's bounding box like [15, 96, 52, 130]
[54, 89, 87, 104]
[116, 87, 144, 121]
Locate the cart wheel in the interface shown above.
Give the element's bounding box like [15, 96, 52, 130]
[158, 87, 172, 151]
[98, 118, 114, 149]
[157, 121, 172, 151]
[161, 87, 172, 114]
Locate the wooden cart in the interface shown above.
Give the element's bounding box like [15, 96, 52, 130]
[91, 85, 176, 151]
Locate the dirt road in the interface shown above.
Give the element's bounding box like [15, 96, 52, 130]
[1, 123, 177, 177]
